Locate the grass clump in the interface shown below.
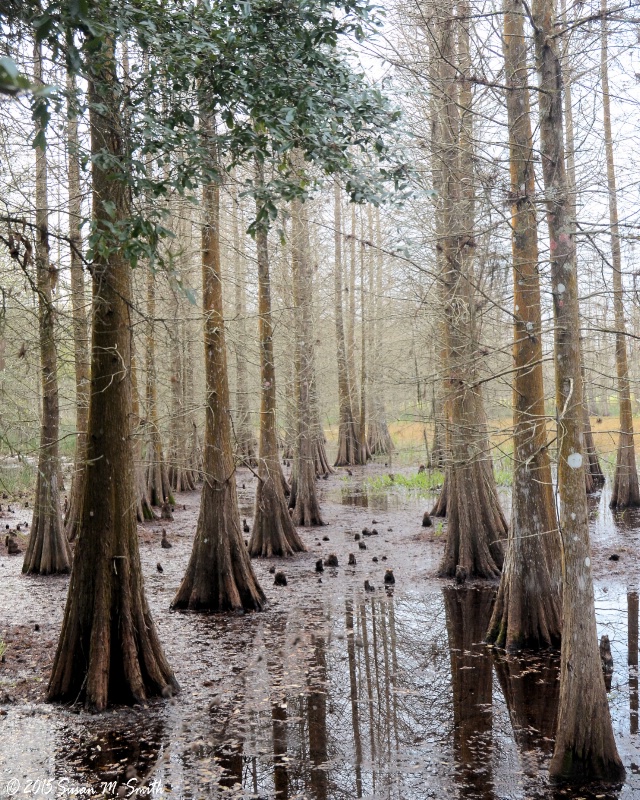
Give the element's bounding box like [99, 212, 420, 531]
[365, 469, 445, 496]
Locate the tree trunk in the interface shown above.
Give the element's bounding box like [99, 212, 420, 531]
[367, 208, 393, 456]
[23, 40, 71, 575]
[486, 0, 561, 650]
[64, 71, 91, 543]
[289, 191, 324, 526]
[145, 268, 174, 507]
[333, 182, 361, 466]
[249, 159, 306, 557]
[531, 0, 625, 779]
[601, 0, 640, 509]
[435, 0, 506, 578]
[48, 38, 178, 709]
[347, 205, 359, 421]
[560, 2, 606, 493]
[231, 180, 257, 466]
[172, 138, 265, 611]
[358, 229, 370, 463]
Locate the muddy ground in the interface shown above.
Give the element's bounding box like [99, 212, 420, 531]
[0, 463, 638, 800]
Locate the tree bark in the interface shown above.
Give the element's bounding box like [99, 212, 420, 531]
[23, 40, 71, 575]
[231, 179, 257, 466]
[145, 267, 174, 507]
[333, 182, 361, 466]
[486, 0, 561, 650]
[249, 159, 306, 557]
[435, 0, 506, 578]
[289, 190, 324, 526]
[48, 38, 177, 709]
[600, 0, 640, 509]
[560, 2, 606, 493]
[64, 70, 91, 543]
[172, 137, 265, 611]
[358, 229, 370, 463]
[531, 0, 625, 779]
[367, 208, 393, 456]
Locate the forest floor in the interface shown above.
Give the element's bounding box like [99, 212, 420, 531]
[0, 462, 638, 800]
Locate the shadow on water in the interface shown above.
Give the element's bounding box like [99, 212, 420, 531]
[7, 584, 636, 798]
[333, 486, 435, 512]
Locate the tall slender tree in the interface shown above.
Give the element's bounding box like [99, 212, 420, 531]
[289, 189, 324, 525]
[64, 70, 91, 543]
[486, 0, 561, 650]
[434, 0, 507, 578]
[333, 182, 361, 466]
[48, 34, 178, 709]
[249, 159, 306, 557]
[172, 131, 265, 611]
[531, 0, 624, 778]
[600, 0, 640, 509]
[23, 40, 71, 575]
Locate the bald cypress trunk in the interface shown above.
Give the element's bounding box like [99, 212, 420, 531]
[435, 0, 506, 578]
[48, 38, 177, 709]
[249, 160, 306, 557]
[231, 180, 257, 466]
[600, 0, 640, 509]
[333, 183, 360, 466]
[486, 0, 561, 650]
[530, 0, 624, 779]
[64, 71, 90, 543]
[145, 268, 174, 507]
[23, 40, 71, 575]
[289, 193, 324, 526]
[560, 4, 605, 493]
[172, 137, 265, 611]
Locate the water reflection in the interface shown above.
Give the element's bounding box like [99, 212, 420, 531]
[443, 586, 496, 800]
[629, 591, 638, 735]
[11, 583, 636, 799]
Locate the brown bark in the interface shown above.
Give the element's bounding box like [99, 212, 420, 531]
[249, 159, 306, 557]
[347, 204, 359, 419]
[231, 180, 257, 465]
[486, 0, 561, 650]
[23, 41, 71, 575]
[48, 38, 177, 709]
[333, 182, 361, 466]
[173, 140, 265, 612]
[64, 71, 91, 543]
[601, 0, 640, 509]
[289, 190, 324, 526]
[435, 0, 506, 578]
[531, 0, 625, 779]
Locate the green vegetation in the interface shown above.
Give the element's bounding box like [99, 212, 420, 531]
[365, 469, 444, 495]
[0, 461, 36, 496]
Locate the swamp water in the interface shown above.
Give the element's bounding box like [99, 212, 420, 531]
[0, 470, 638, 799]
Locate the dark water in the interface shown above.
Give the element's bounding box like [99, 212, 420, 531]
[1, 585, 637, 799]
